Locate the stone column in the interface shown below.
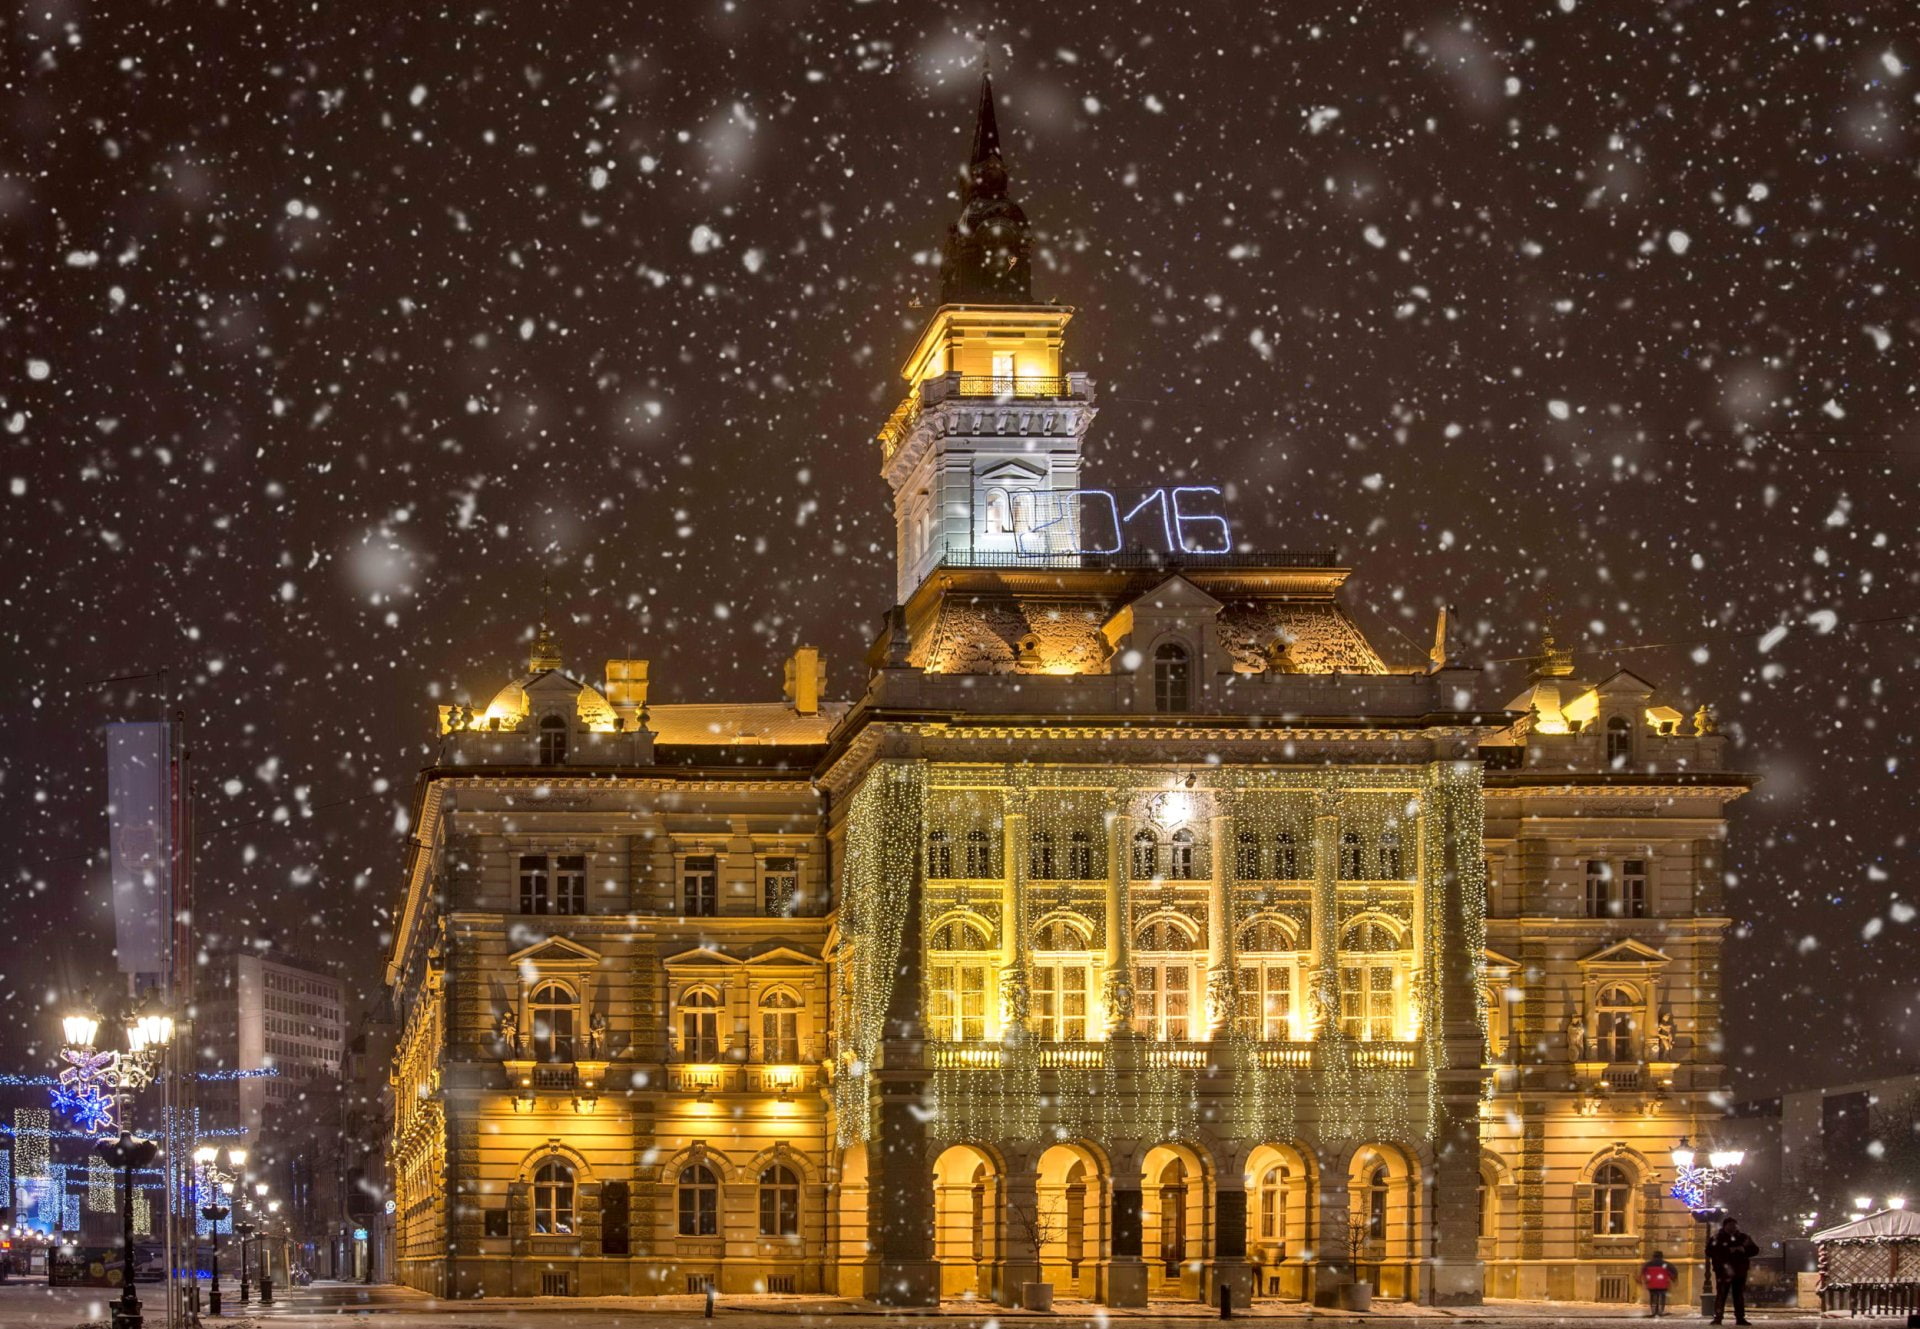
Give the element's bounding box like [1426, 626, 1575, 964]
[997, 1168, 1044, 1306]
[867, 764, 939, 1306]
[1105, 1151, 1149, 1307]
[1205, 806, 1239, 1038]
[1207, 1182, 1255, 1309]
[1307, 1143, 1353, 1306]
[1425, 760, 1487, 1305]
[1002, 793, 1031, 1038]
[1105, 812, 1136, 1035]
[1308, 788, 1341, 1037]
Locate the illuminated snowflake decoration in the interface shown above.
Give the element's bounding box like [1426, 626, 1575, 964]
[51, 1081, 117, 1134]
[52, 1047, 125, 1136]
[1669, 1163, 1732, 1214]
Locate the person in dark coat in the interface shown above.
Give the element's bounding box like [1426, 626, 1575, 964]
[1706, 1215, 1760, 1325]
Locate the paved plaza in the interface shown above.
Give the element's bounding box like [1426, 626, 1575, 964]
[0, 1280, 1881, 1329]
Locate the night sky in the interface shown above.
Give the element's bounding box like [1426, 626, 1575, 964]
[2, 3, 1914, 1092]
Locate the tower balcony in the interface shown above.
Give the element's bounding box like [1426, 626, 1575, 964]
[878, 371, 1095, 465]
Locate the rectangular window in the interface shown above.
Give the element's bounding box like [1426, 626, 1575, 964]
[763, 856, 800, 917]
[990, 350, 1015, 388]
[519, 855, 550, 914]
[1032, 964, 1089, 1042]
[929, 963, 988, 1042]
[963, 832, 993, 878]
[483, 1207, 509, 1238]
[1584, 860, 1611, 918]
[1621, 859, 1648, 918]
[1235, 964, 1293, 1040]
[555, 855, 586, 915]
[682, 855, 718, 917]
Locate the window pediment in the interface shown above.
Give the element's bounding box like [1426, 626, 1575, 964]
[1577, 938, 1670, 968]
[507, 936, 602, 970]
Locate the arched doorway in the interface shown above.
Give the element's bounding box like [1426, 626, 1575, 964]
[1141, 1143, 1210, 1301]
[1347, 1143, 1421, 1301]
[1035, 1142, 1106, 1299]
[933, 1144, 999, 1300]
[1244, 1143, 1313, 1300]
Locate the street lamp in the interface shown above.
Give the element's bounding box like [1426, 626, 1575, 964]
[195, 1145, 243, 1316]
[57, 996, 172, 1329]
[1668, 1135, 1745, 1318]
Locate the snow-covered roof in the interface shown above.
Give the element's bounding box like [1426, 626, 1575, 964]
[1812, 1209, 1920, 1243]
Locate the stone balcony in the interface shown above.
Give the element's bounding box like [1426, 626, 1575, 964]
[879, 371, 1097, 471]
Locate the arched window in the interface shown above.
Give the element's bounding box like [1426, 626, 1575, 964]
[1169, 828, 1196, 880]
[1066, 830, 1095, 879]
[1274, 831, 1300, 879]
[679, 988, 722, 1062]
[1591, 1162, 1633, 1235]
[1033, 916, 1092, 952]
[1339, 831, 1364, 879]
[758, 1164, 801, 1237]
[678, 1163, 720, 1236]
[930, 915, 992, 952]
[533, 1158, 575, 1234]
[759, 990, 802, 1063]
[1258, 1164, 1290, 1241]
[1235, 830, 1262, 880]
[1032, 917, 1092, 1041]
[1377, 830, 1403, 879]
[1153, 643, 1191, 712]
[1606, 715, 1632, 765]
[538, 714, 568, 764]
[1133, 918, 1199, 1041]
[529, 983, 576, 1063]
[1132, 828, 1159, 880]
[1339, 920, 1401, 1042]
[1365, 1163, 1391, 1246]
[1478, 1167, 1498, 1239]
[927, 829, 953, 879]
[1029, 830, 1057, 881]
[1235, 917, 1297, 1039]
[963, 829, 993, 878]
[1157, 1157, 1189, 1272]
[1595, 985, 1638, 1062]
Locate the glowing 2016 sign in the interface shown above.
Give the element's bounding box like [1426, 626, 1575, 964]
[983, 485, 1232, 556]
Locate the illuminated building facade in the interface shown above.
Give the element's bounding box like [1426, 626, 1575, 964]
[385, 74, 1748, 1306]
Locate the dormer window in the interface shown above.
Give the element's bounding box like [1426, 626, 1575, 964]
[538, 714, 568, 764]
[1153, 644, 1191, 713]
[1605, 715, 1631, 765]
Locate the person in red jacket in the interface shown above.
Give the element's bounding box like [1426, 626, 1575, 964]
[1641, 1251, 1677, 1317]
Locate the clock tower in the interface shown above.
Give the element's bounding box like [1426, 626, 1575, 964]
[875, 70, 1099, 603]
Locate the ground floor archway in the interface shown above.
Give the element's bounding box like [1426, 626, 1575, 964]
[932, 1143, 1000, 1300]
[1141, 1141, 1212, 1301]
[1348, 1142, 1422, 1301]
[1245, 1142, 1315, 1300]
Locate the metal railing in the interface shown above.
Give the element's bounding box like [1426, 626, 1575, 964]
[953, 374, 1070, 398]
[936, 545, 1340, 572]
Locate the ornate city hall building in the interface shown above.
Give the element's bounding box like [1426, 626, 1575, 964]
[386, 75, 1749, 1307]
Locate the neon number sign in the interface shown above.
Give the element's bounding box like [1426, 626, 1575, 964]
[986, 485, 1233, 557]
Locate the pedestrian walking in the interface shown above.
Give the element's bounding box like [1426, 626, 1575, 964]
[1706, 1215, 1760, 1325]
[1641, 1250, 1677, 1317]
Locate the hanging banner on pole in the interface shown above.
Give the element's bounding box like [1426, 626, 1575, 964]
[106, 722, 172, 978]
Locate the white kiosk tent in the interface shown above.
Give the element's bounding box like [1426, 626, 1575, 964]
[1814, 1209, 1920, 1317]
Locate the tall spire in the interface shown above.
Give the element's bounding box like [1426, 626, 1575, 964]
[939, 59, 1033, 305]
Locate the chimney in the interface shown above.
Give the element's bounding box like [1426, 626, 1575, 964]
[604, 659, 649, 729]
[783, 647, 825, 715]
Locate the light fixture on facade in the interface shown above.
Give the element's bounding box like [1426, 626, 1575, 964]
[573, 1092, 598, 1115]
[512, 1091, 534, 1114]
[1149, 788, 1193, 830]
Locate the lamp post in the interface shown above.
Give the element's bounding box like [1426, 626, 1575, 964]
[1669, 1136, 1745, 1318]
[234, 1221, 255, 1305]
[259, 1195, 278, 1305]
[57, 997, 173, 1329]
[195, 1145, 246, 1316]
